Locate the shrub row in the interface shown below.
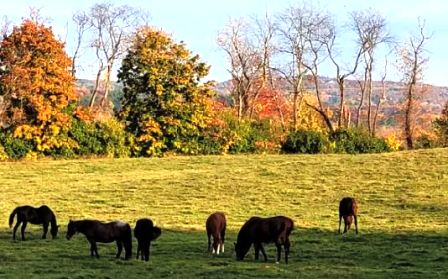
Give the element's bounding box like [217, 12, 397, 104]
[0, 113, 406, 160]
[281, 128, 392, 154]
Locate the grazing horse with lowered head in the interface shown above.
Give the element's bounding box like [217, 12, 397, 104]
[206, 212, 226, 254]
[339, 197, 359, 234]
[134, 218, 162, 261]
[234, 216, 294, 264]
[66, 219, 132, 260]
[9, 205, 59, 240]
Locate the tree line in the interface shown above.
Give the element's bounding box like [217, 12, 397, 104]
[0, 2, 445, 160]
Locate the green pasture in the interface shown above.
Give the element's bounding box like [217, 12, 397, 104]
[0, 149, 447, 278]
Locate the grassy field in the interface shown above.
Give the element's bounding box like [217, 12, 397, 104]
[0, 149, 447, 278]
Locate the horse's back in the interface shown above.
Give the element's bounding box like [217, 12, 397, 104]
[239, 216, 293, 243]
[339, 197, 357, 216]
[206, 212, 226, 234]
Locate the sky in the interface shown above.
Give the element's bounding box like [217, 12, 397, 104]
[2, 0, 448, 86]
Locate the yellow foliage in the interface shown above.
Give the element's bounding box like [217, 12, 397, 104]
[0, 145, 9, 161]
[385, 134, 402, 151]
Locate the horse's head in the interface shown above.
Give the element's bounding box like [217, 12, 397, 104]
[234, 241, 250, 261]
[66, 220, 77, 240]
[51, 225, 59, 239]
[344, 215, 354, 230]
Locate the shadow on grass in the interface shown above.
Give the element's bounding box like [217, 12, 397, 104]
[0, 227, 447, 278]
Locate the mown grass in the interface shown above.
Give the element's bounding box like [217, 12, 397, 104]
[0, 149, 447, 278]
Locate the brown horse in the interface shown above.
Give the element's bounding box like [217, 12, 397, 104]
[234, 216, 294, 264]
[338, 197, 358, 234]
[66, 220, 132, 260]
[9, 205, 59, 240]
[206, 212, 226, 254]
[134, 218, 162, 261]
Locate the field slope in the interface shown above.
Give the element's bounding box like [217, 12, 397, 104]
[0, 149, 447, 278]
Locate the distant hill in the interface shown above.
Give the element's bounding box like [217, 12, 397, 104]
[215, 77, 448, 135]
[75, 77, 448, 135]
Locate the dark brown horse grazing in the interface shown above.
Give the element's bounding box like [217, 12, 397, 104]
[134, 218, 162, 261]
[66, 220, 132, 260]
[206, 212, 226, 254]
[339, 197, 359, 234]
[234, 216, 294, 264]
[9, 205, 59, 240]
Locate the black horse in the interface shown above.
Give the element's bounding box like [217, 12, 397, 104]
[234, 216, 294, 264]
[9, 205, 59, 240]
[66, 220, 132, 260]
[134, 218, 162, 261]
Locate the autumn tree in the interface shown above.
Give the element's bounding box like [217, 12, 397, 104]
[217, 17, 273, 120]
[351, 9, 390, 133]
[276, 4, 312, 131]
[0, 19, 77, 152]
[72, 2, 146, 108]
[397, 19, 429, 149]
[117, 27, 215, 156]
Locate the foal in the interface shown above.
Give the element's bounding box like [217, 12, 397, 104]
[206, 212, 226, 254]
[338, 197, 359, 234]
[66, 219, 132, 259]
[9, 205, 59, 240]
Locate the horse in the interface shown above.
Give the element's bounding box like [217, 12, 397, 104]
[9, 205, 59, 240]
[206, 212, 226, 254]
[234, 216, 294, 264]
[66, 219, 132, 260]
[134, 218, 162, 261]
[338, 197, 359, 234]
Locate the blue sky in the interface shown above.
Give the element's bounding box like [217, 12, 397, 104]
[3, 0, 448, 85]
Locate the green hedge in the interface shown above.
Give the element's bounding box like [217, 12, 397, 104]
[281, 129, 329, 154]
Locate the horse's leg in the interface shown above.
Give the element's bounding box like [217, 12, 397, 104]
[207, 232, 211, 253]
[220, 229, 225, 253]
[12, 220, 21, 240]
[338, 214, 342, 234]
[21, 221, 28, 241]
[144, 242, 150, 261]
[88, 239, 98, 258]
[42, 222, 48, 239]
[259, 244, 268, 262]
[275, 242, 282, 263]
[254, 243, 260, 260]
[343, 216, 348, 234]
[284, 238, 291, 264]
[354, 215, 359, 234]
[136, 240, 141, 260]
[115, 240, 123, 259]
[214, 234, 221, 255]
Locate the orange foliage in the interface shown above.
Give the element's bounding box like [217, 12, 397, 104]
[0, 19, 77, 151]
[252, 87, 291, 122]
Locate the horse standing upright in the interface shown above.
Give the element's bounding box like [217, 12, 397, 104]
[9, 205, 59, 240]
[234, 216, 294, 264]
[66, 219, 132, 260]
[206, 212, 226, 254]
[134, 218, 162, 261]
[338, 197, 359, 234]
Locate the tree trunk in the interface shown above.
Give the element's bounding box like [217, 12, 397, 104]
[89, 68, 103, 107]
[405, 83, 415, 149]
[337, 79, 345, 128]
[100, 63, 113, 107]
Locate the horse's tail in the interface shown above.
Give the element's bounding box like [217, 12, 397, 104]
[9, 207, 18, 228]
[123, 224, 133, 259]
